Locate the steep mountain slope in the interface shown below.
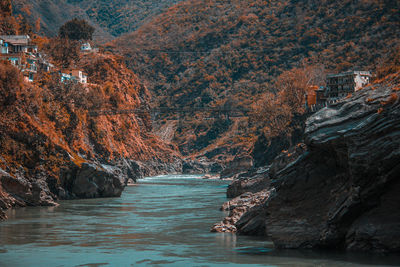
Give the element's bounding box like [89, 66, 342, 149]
[12, 0, 112, 41]
[66, 0, 182, 37]
[13, 0, 182, 41]
[110, 0, 400, 161]
[0, 49, 181, 220]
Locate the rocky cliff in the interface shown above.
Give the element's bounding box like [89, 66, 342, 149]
[213, 73, 400, 252]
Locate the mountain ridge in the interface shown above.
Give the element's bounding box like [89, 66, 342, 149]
[109, 0, 400, 160]
[13, 0, 183, 41]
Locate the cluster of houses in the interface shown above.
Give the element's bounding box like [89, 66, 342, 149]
[1, 35, 372, 113]
[0, 35, 92, 84]
[306, 70, 372, 112]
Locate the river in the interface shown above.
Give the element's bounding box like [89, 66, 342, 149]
[0, 174, 398, 267]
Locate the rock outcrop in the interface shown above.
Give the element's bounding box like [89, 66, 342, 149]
[211, 189, 272, 234]
[220, 155, 254, 179]
[0, 168, 59, 220]
[226, 175, 270, 198]
[62, 163, 126, 199]
[182, 159, 223, 174]
[214, 80, 400, 252]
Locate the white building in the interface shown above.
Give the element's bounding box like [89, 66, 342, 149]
[61, 69, 88, 84]
[61, 72, 73, 83]
[81, 42, 92, 52]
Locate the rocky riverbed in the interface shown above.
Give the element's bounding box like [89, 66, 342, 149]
[213, 79, 400, 253]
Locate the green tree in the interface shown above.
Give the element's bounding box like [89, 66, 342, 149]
[45, 38, 80, 68]
[59, 18, 95, 41]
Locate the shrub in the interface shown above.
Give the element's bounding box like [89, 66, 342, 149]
[0, 61, 23, 106]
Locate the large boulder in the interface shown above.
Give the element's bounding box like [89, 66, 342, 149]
[62, 162, 126, 199]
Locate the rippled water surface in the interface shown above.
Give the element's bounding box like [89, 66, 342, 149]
[0, 175, 399, 267]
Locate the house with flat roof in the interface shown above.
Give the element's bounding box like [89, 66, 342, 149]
[81, 42, 92, 52]
[60, 72, 74, 83]
[325, 71, 371, 101]
[306, 70, 372, 112]
[61, 69, 88, 84]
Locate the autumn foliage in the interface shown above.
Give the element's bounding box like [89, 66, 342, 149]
[0, 53, 179, 184]
[108, 0, 400, 159]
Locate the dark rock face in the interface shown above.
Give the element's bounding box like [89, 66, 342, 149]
[182, 159, 223, 174]
[252, 134, 290, 168]
[123, 159, 182, 180]
[0, 168, 58, 220]
[252, 114, 306, 168]
[60, 162, 125, 200]
[211, 189, 271, 233]
[220, 155, 253, 179]
[215, 84, 400, 252]
[71, 163, 125, 198]
[227, 176, 270, 198]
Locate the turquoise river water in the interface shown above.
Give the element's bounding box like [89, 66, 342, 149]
[0, 174, 399, 267]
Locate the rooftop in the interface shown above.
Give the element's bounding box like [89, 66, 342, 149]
[327, 71, 371, 78]
[0, 35, 34, 46]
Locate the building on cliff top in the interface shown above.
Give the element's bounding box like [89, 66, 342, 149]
[306, 70, 372, 112]
[325, 71, 371, 100]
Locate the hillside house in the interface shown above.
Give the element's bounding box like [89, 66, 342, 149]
[69, 69, 88, 84]
[306, 70, 372, 112]
[60, 72, 73, 83]
[38, 58, 54, 72]
[24, 57, 38, 82]
[80, 42, 99, 53]
[81, 42, 92, 52]
[36, 53, 54, 72]
[0, 35, 41, 82]
[0, 35, 38, 54]
[325, 71, 371, 101]
[61, 69, 88, 84]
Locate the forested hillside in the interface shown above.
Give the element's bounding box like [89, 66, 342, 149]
[13, 0, 182, 41]
[110, 0, 400, 161]
[11, 0, 400, 163]
[0, 3, 182, 219]
[66, 0, 182, 37]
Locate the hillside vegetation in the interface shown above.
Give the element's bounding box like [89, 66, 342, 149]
[109, 0, 400, 160]
[13, 0, 182, 41]
[0, 51, 179, 169]
[0, 3, 184, 219]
